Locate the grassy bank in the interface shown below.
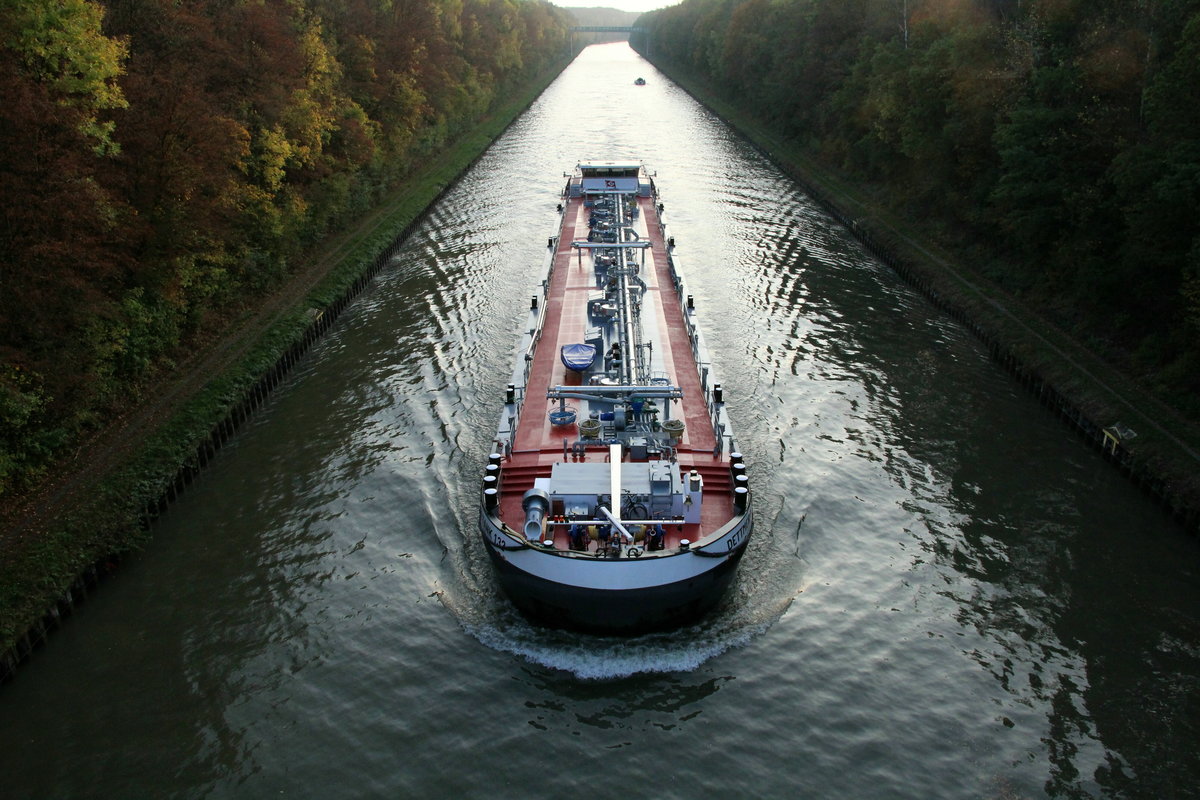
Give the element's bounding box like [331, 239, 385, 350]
[645, 56, 1200, 528]
[0, 58, 571, 667]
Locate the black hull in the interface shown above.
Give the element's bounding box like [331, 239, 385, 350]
[485, 546, 747, 635]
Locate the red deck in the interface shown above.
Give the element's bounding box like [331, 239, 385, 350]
[498, 193, 733, 551]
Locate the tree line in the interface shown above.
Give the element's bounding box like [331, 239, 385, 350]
[0, 0, 571, 495]
[634, 0, 1200, 420]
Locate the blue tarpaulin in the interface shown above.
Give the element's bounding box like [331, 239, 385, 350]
[560, 343, 597, 372]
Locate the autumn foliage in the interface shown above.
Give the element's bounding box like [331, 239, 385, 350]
[636, 0, 1200, 421]
[0, 0, 570, 493]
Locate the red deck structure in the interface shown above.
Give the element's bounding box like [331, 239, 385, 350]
[497, 192, 733, 550]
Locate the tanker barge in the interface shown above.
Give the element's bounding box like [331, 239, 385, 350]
[479, 161, 752, 633]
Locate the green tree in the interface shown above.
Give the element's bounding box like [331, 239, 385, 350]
[3, 0, 128, 151]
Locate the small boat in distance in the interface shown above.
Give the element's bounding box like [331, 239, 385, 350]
[478, 161, 753, 634]
[634, 77, 646, 85]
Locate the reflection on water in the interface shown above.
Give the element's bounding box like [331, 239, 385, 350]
[1, 43, 1198, 799]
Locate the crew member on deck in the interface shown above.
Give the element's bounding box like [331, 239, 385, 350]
[569, 523, 588, 551]
[648, 523, 666, 551]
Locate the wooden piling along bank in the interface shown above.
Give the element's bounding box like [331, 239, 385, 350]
[835, 213, 1200, 536]
[138, 255, 393, 526]
[644, 61, 1200, 539]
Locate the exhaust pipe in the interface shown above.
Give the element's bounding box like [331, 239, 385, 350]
[522, 488, 550, 541]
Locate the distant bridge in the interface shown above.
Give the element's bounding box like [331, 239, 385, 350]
[566, 25, 651, 57]
[569, 26, 644, 34]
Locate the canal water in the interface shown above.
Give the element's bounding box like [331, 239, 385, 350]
[2, 43, 1197, 799]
